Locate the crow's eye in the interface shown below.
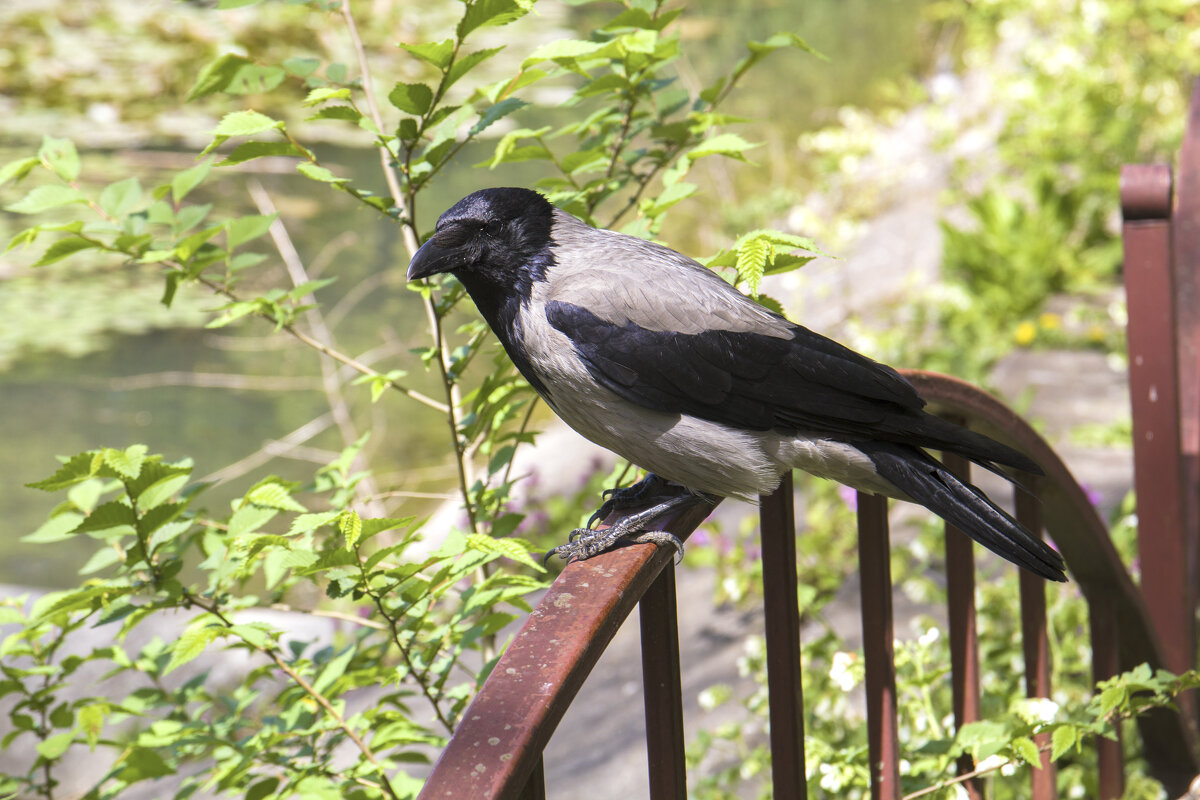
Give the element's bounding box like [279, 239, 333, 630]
[484, 220, 504, 236]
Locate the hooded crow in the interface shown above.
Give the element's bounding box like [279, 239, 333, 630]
[407, 187, 1067, 581]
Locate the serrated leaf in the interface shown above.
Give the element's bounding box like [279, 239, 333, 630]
[312, 647, 355, 694]
[187, 53, 253, 100]
[73, 501, 137, 535]
[164, 624, 221, 674]
[288, 511, 340, 536]
[302, 87, 352, 106]
[39, 136, 80, 182]
[458, 0, 532, 39]
[1050, 724, 1080, 759]
[115, 746, 175, 782]
[245, 482, 306, 512]
[0, 156, 41, 186]
[466, 533, 545, 572]
[171, 158, 212, 205]
[5, 184, 87, 214]
[399, 39, 455, 69]
[388, 82, 433, 115]
[27, 453, 99, 491]
[686, 132, 762, 162]
[33, 236, 100, 267]
[99, 177, 142, 218]
[217, 140, 304, 167]
[1011, 736, 1041, 767]
[296, 162, 347, 184]
[34, 585, 136, 621]
[736, 237, 771, 294]
[36, 731, 74, 761]
[521, 38, 608, 69]
[102, 445, 147, 480]
[226, 213, 277, 249]
[78, 704, 106, 748]
[338, 510, 363, 549]
[471, 97, 528, 137]
[22, 512, 85, 543]
[212, 110, 284, 138]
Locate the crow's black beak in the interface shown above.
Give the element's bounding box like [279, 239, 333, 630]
[407, 238, 455, 281]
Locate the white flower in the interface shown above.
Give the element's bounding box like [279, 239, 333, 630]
[830, 651, 859, 691]
[918, 626, 941, 647]
[977, 754, 1009, 772]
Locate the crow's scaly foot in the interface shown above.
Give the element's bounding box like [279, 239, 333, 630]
[545, 490, 717, 564]
[586, 473, 676, 529]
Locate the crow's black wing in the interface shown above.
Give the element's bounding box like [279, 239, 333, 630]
[544, 300, 1039, 473]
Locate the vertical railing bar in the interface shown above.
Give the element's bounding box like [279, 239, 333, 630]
[942, 449, 983, 800]
[518, 755, 546, 800]
[858, 491, 900, 800]
[639, 562, 687, 800]
[759, 472, 808, 800]
[1089, 591, 1125, 800]
[1016, 483, 1056, 800]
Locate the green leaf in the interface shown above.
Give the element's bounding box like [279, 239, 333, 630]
[103, 445, 148, 479]
[466, 533, 545, 572]
[5, 184, 87, 214]
[115, 746, 175, 782]
[217, 140, 304, 167]
[226, 213, 277, 248]
[39, 136, 81, 182]
[312, 647, 355, 694]
[458, 0, 532, 39]
[736, 237, 771, 294]
[0, 156, 41, 186]
[228, 504, 277, 538]
[471, 97, 529, 136]
[521, 38, 610, 69]
[78, 704, 106, 749]
[399, 39, 455, 69]
[35, 731, 74, 761]
[288, 511, 340, 536]
[1012, 736, 1041, 767]
[73, 501, 137, 535]
[22, 512, 85, 543]
[245, 482, 306, 512]
[388, 82, 433, 115]
[296, 162, 347, 184]
[34, 584, 136, 621]
[686, 132, 762, 163]
[27, 453, 100, 491]
[165, 624, 221, 674]
[99, 177, 142, 218]
[338, 510, 363, 550]
[302, 87, 352, 106]
[1050, 724, 1080, 759]
[246, 777, 281, 800]
[33, 236, 100, 267]
[212, 110, 285, 138]
[171, 158, 212, 205]
[187, 53, 254, 100]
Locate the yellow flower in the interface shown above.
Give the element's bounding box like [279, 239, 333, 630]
[1038, 312, 1061, 330]
[1015, 320, 1037, 346]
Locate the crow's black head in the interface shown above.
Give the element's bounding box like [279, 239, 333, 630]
[406, 188, 556, 287]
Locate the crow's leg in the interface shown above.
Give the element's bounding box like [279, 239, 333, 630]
[546, 490, 718, 564]
[580, 472, 677, 534]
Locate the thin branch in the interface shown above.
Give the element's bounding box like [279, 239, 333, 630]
[249, 180, 387, 518]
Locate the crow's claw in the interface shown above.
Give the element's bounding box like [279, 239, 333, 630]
[543, 489, 716, 566]
[586, 473, 673, 530]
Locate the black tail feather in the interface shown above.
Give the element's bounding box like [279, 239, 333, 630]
[862, 442, 1067, 582]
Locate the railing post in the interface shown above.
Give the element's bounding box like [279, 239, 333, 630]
[1016, 483, 1056, 799]
[640, 562, 687, 800]
[858, 491, 900, 800]
[942, 449, 982, 800]
[1089, 590, 1125, 800]
[759, 472, 808, 799]
[1121, 164, 1196, 686]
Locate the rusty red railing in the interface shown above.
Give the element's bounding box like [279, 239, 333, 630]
[417, 81, 1200, 799]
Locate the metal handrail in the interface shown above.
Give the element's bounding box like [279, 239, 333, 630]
[417, 371, 1198, 800]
